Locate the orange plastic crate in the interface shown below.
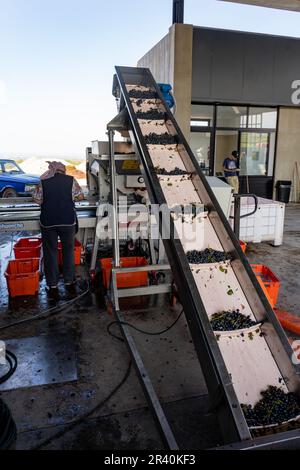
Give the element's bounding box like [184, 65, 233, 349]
[58, 239, 82, 266]
[5, 258, 40, 297]
[239, 240, 247, 253]
[14, 237, 42, 259]
[251, 264, 280, 308]
[100, 257, 148, 289]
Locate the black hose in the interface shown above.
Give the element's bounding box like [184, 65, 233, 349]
[0, 283, 90, 332]
[32, 360, 132, 450]
[0, 399, 17, 450]
[0, 350, 17, 385]
[107, 308, 184, 341]
[0, 350, 18, 449]
[0, 264, 89, 450]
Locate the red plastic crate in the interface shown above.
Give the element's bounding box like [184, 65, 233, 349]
[5, 258, 40, 297]
[251, 264, 280, 308]
[13, 237, 42, 259]
[58, 239, 82, 266]
[100, 257, 148, 289]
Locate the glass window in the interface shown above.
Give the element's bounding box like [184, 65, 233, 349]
[215, 130, 239, 175]
[239, 132, 269, 176]
[3, 161, 22, 173]
[217, 106, 247, 128]
[190, 132, 211, 174]
[190, 103, 278, 181]
[248, 107, 277, 129]
[190, 119, 210, 128]
[191, 104, 214, 127]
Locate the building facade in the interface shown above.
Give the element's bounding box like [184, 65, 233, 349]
[138, 24, 300, 199]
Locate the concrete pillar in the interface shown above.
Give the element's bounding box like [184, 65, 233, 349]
[138, 24, 193, 141]
[171, 24, 193, 141]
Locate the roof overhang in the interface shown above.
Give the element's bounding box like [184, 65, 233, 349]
[219, 0, 300, 12]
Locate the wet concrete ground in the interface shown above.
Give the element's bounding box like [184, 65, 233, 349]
[246, 203, 300, 316]
[0, 204, 299, 450]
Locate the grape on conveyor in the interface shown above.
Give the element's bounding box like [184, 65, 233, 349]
[241, 386, 300, 427]
[187, 248, 230, 264]
[145, 133, 177, 145]
[136, 109, 165, 120]
[210, 310, 258, 331]
[120, 69, 300, 444]
[128, 89, 158, 99]
[155, 166, 188, 175]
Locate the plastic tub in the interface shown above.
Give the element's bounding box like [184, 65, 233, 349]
[5, 259, 40, 297]
[100, 257, 148, 289]
[58, 239, 82, 266]
[251, 264, 280, 308]
[13, 237, 42, 259]
[230, 197, 285, 246]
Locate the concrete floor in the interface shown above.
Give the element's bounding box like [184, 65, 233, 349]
[246, 203, 300, 315]
[0, 204, 299, 450]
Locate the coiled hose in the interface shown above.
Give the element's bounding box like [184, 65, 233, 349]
[0, 398, 17, 449]
[0, 351, 18, 449]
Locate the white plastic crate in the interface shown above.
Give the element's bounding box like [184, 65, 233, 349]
[230, 197, 285, 246]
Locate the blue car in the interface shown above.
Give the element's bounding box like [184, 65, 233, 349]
[0, 159, 40, 198]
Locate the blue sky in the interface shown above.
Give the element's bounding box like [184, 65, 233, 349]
[0, 0, 300, 159]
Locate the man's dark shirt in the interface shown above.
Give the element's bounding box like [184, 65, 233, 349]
[223, 158, 238, 177]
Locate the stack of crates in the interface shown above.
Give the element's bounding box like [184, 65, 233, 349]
[5, 238, 42, 297]
[5, 236, 83, 297]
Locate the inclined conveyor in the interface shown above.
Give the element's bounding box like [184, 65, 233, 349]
[110, 66, 300, 449]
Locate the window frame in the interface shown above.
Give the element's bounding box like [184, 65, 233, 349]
[190, 102, 279, 179]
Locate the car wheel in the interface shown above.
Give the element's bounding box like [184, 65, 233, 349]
[2, 188, 18, 198]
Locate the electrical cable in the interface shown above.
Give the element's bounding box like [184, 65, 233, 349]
[31, 359, 132, 450]
[107, 308, 184, 341]
[0, 265, 183, 449]
[0, 261, 89, 449]
[0, 282, 90, 332]
[0, 350, 17, 385]
[0, 398, 17, 450]
[0, 351, 18, 449]
[0, 253, 92, 333]
[32, 308, 185, 448]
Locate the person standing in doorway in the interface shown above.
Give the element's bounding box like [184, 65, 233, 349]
[33, 161, 84, 298]
[223, 150, 240, 194]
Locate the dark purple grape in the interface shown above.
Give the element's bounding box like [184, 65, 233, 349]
[241, 386, 300, 427]
[128, 89, 157, 99]
[145, 133, 177, 145]
[187, 248, 230, 264]
[155, 166, 188, 176]
[210, 310, 257, 331]
[136, 109, 165, 120]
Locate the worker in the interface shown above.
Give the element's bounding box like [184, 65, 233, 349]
[33, 161, 84, 298]
[223, 150, 240, 194]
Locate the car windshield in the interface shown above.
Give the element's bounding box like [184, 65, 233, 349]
[1, 161, 24, 174]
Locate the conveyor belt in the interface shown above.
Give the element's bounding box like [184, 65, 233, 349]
[114, 66, 300, 447]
